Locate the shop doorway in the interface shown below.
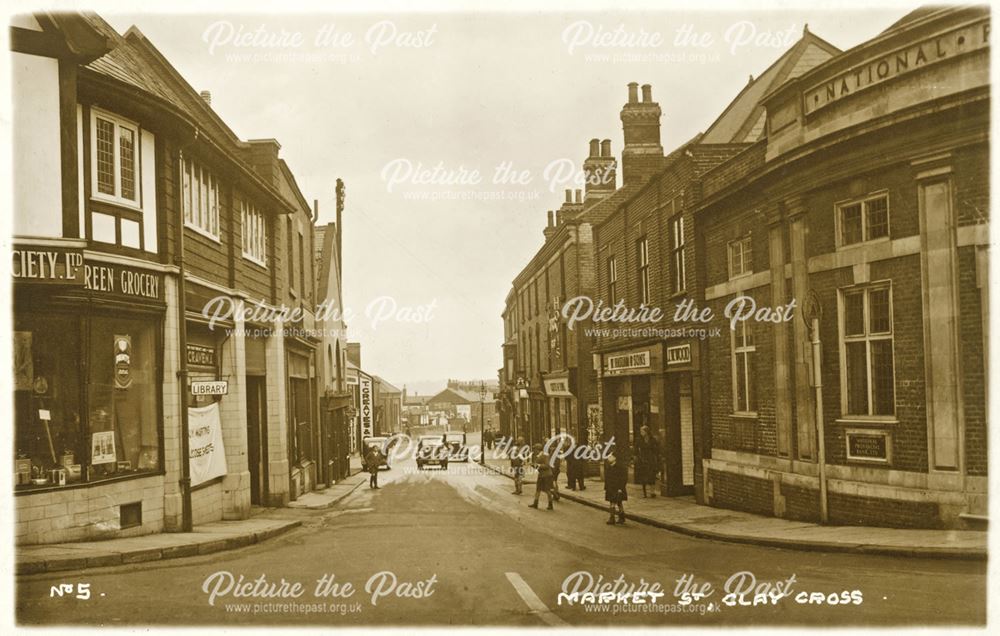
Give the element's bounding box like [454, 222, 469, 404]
[661, 375, 694, 496]
[246, 376, 267, 505]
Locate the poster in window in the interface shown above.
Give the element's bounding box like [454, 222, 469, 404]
[13, 331, 33, 391]
[114, 334, 133, 389]
[188, 402, 228, 486]
[91, 431, 117, 465]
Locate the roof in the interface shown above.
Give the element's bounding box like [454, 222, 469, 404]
[79, 14, 294, 214]
[700, 29, 842, 144]
[427, 387, 477, 405]
[374, 376, 402, 394]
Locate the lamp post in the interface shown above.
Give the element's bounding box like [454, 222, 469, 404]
[479, 381, 487, 465]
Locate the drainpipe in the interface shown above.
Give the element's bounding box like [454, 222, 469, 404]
[175, 131, 199, 533]
[811, 317, 828, 523]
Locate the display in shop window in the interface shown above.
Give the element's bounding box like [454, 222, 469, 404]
[114, 334, 133, 390]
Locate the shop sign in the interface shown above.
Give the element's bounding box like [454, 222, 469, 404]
[544, 378, 573, 397]
[846, 429, 890, 463]
[359, 374, 374, 439]
[605, 350, 650, 375]
[114, 335, 133, 389]
[803, 18, 990, 115]
[12, 246, 162, 302]
[191, 380, 229, 396]
[187, 344, 216, 367]
[12, 246, 84, 284]
[666, 344, 691, 366]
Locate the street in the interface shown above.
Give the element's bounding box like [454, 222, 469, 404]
[17, 451, 986, 627]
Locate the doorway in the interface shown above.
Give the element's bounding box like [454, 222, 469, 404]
[246, 375, 267, 505]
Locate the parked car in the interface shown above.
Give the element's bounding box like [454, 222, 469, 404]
[443, 432, 469, 462]
[362, 437, 391, 469]
[416, 439, 450, 470]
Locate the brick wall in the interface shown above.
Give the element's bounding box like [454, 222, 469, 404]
[707, 468, 772, 516]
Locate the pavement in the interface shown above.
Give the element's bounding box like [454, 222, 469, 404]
[481, 455, 987, 560]
[16, 463, 371, 576]
[17, 456, 987, 627]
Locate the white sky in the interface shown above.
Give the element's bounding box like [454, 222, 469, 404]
[98, 3, 913, 392]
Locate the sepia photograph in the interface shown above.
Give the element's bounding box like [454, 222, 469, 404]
[2, 0, 996, 632]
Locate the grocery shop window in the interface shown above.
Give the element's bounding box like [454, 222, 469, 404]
[14, 313, 161, 492]
[837, 192, 889, 247]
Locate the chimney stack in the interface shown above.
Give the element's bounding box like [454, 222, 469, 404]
[200, 90, 212, 106]
[620, 82, 663, 187]
[627, 82, 639, 104]
[584, 138, 617, 203]
[574, 189, 582, 204]
[543, 210, 556, 240]
[565, 189, 573, 204]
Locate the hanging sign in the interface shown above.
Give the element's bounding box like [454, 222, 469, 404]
[359, 374, 374, 439]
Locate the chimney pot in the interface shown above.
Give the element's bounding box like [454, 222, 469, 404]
[588, 138, 600, 157]
[641, 84, 652, 102]
[547, 210, 554, 227]
[565, 189, 572, 203]
[600, 139, 611, 157]
[627, 82, 639, 104]
[200, 90, 212, 106]
[575, 189, 582, 204]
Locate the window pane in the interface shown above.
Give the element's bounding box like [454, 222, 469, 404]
[14, 314, 83, 491]
[868, 288, 891, 334]
[95, 118, 116, 195]
[844, 291, 865, 336]
[121, 218, 141, 249]
[870, 339, 895, 415]
[866, 196, 889, 239]
[841, 204, 863, 245]
[182, 160, 192, 223]
[118, 127, 136, 201]
[735, 351, 748, 411]
[845, 341, 869, 415]
[92, 212, 116, 244]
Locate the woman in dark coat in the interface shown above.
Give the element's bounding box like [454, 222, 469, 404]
[635, 425, 660, 498]
[603, 446, 628, 525]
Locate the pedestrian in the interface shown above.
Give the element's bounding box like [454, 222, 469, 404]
[604, 445, 627, 525]
[528, 443, 555, 510]
[550, 444, 562, 502]
[365, 444, 382, 489]
[635, 425, 660, 498]
[566, 443, 586, 491]
[510, 436, 526, 495]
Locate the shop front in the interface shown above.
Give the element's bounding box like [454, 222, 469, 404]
[599, 341, 697, 496]
[543, 373, 577, 441]
[287, 344, 318, 499]
[14, 244, 167, 544]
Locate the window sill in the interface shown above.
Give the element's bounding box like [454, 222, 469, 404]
[91, 193, 142, 213]
[185, 223, 222, 244]
[14, 470, 164, 496]
[730, 411, 758, 420]
[727, 272, 753, 282]
[835, 417, 898, 426]
[835, 236, 891, 252]
[242, 253, 267, 269]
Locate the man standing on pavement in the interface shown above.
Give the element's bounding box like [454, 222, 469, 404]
[604, 445, 627, 524]
[365, 444, 382, 489]
[528, 443, 555, 510]
[566, 442, 586, 491]
[510, 436, 526, 495]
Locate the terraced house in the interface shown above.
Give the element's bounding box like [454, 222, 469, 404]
[11, 11, 343, 544]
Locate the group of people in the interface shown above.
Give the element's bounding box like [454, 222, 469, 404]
[507, 425, 661, 525]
